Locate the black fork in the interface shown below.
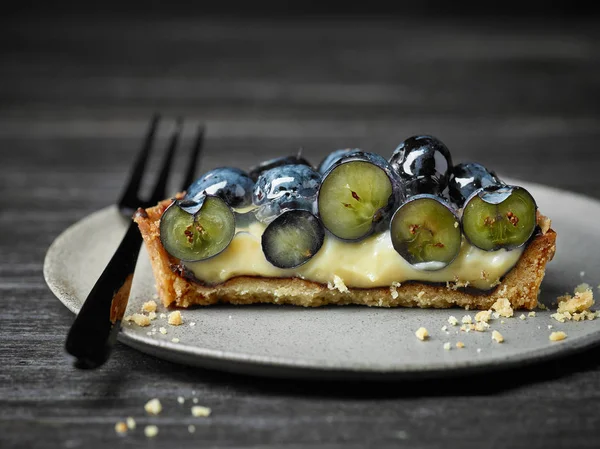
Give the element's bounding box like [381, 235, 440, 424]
[65, 116, 205, 369]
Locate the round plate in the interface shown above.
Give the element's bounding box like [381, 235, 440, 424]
[44, 181, 600, 380]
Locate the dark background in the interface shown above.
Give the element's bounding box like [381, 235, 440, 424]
[2, 2, 600, 448]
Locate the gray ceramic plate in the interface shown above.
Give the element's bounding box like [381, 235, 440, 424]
[44, 181, 600, 380]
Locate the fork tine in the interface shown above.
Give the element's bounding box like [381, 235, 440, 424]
[118, 114, 160, 211]
[147, 117, 183, 205]
[180, 124, 205, 192]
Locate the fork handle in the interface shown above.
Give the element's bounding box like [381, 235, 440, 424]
[65, 219, 143, 369]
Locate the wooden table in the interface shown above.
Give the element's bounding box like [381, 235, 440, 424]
[2, 11, 600, 448]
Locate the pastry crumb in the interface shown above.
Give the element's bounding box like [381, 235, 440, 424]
[126, 417, 136, 430]
[148, 311, 157, 320]
[456, 341, 465, 349]
[443, 342, 451, 351]
[528, 311, 536, 317]
[476, 348, 482, 353]
[191, 405, 212, 417]
[172, 338, 180, 343]
[159, 327, 167, 335]
[115, 421, 128, 435]
[475, 321, 489, 332]
[124, 313, 151, 327]
[142, 300, 157, 313]
[475, 310, 492, 323]
[328, 275, 348, 293]
[144, 398, 162, 416]
[415, 327, 429, 341]
[461, 315, 472, 324]
[389, 281, 401, 299]
[190, 322, 196, 327]
[460, 323, 475, 332]
[536, 210, 551, 235]
[441, 325, 448, 331]
[177, 396, 185, 404]
[446, 277, 470, 291]
[144, 425, 159, 438]
[188, 424, 196, 433]
[549, 331, 567, 341]
[160, 313, 167, 319]
[168, 311, 183, 326]
[519, 314, 526, 321]
[492, 330, 504, 343]
[557, 288, 594, 314]
[491, 297, 514, 318]
[448, 316, 459, 326]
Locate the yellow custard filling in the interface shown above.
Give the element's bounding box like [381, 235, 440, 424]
[184, 221, 524, 290]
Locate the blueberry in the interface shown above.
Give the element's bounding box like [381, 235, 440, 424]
[252, 164, 321, 223]
[185, 167, 254, 209]
[248, 154, 312, 181]
[317, 151, 403, 241]
[448, 163, 502, 206]
[317, 149, 354, 175]
[261, 209, 325, 269]
[389, 135, 453, 196]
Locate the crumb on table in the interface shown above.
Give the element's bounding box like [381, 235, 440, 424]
[144, 425, 159, 438]
[144, 398, 162, 416]
[114, 421, 128, 435]
[191, 405, 212, 417]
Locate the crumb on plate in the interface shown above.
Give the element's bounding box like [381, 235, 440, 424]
[491, 297, 514, 318]
[124, 313, 151, 327]
[142, 300, 157, 313]
[415, 327, 429, 341]
[492, 330, 504, 343]
[549, 331, 567, 342]
[168, 311, 183, 326]
[475, 310, 492, 323]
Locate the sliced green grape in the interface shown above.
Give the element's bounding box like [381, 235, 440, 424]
[159, 196, 235, 261]
[462, 185, 537, 251]
[390, 194, 461, 270]
[318, 159, 394, 241]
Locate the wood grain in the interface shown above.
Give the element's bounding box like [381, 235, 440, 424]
[1, 12, 600, 448]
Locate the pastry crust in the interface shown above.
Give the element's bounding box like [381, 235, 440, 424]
[134, 198, 556, 311]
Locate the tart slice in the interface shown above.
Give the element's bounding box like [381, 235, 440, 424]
[134, 136, 556, 310]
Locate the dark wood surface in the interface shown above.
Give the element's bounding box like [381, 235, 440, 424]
[2, 12, 600, 449]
